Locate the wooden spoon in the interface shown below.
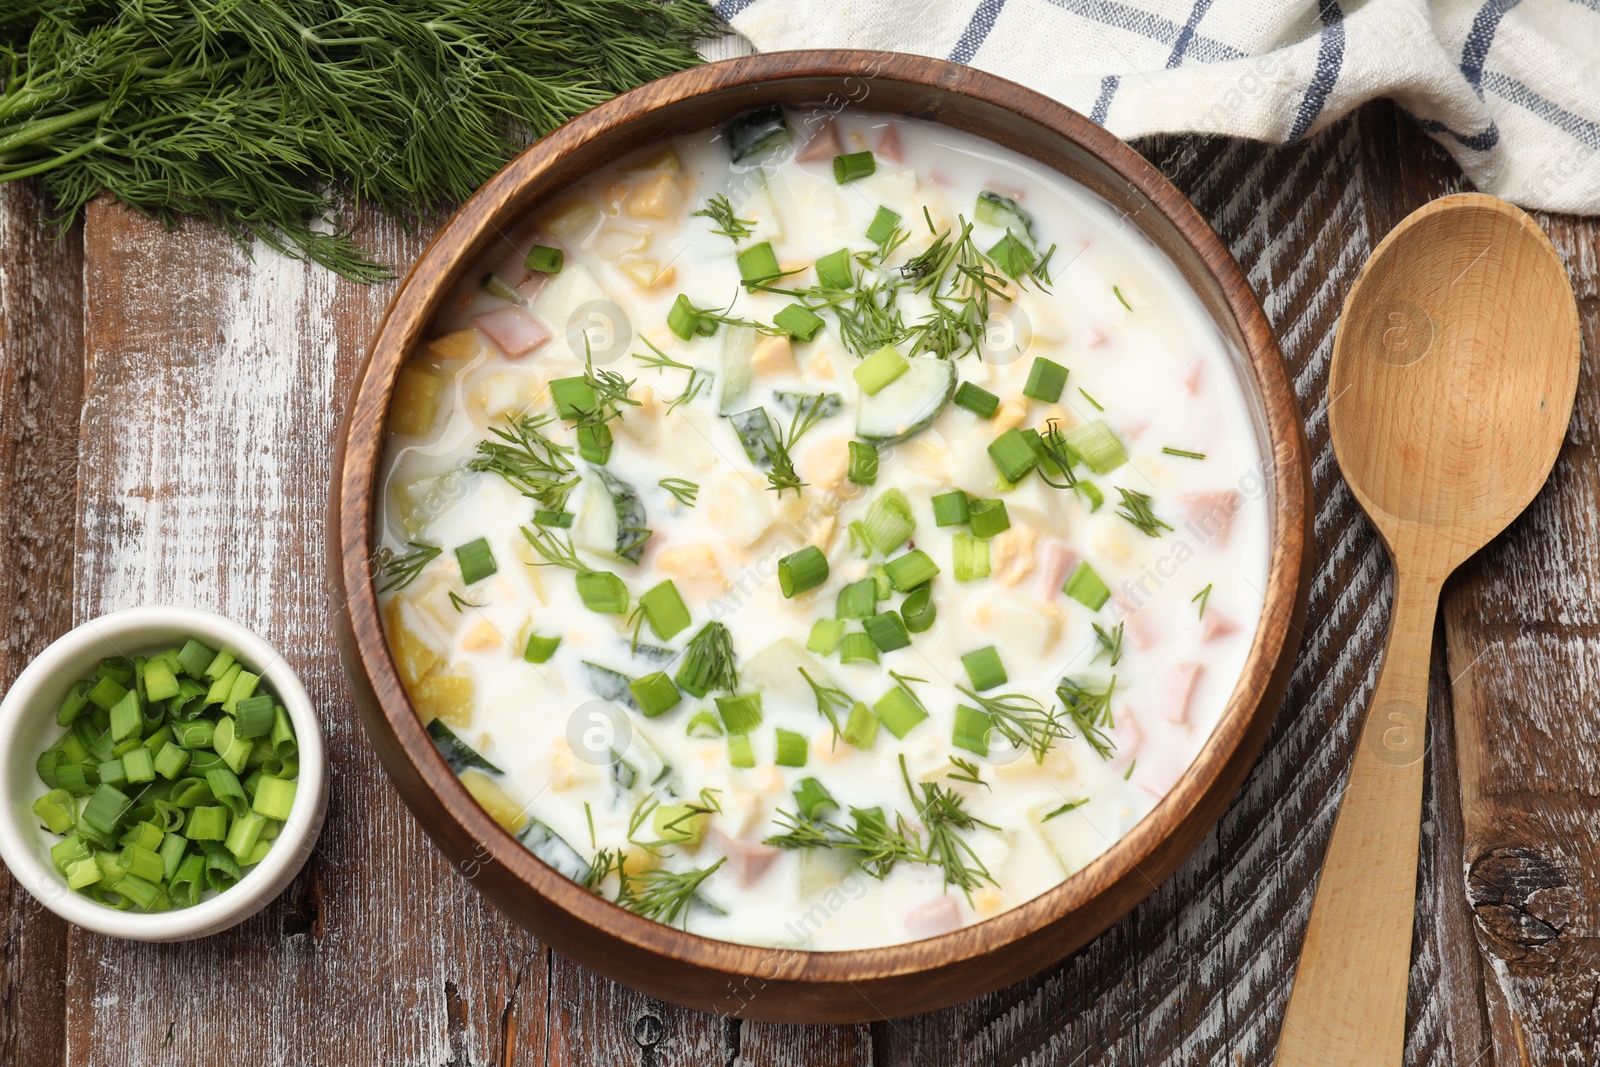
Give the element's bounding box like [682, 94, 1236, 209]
[1273, 193, 1580, 1066]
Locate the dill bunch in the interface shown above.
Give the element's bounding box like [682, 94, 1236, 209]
[0, 0, 720, 280]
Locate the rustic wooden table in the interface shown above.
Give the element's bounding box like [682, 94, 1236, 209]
[2, 98, 1594, 1066]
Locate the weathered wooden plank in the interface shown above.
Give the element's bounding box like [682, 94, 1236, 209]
[62, 199, 548, 1067]
[0, 176, 83, 1067]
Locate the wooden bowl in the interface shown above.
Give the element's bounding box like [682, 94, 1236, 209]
[330, 50, 1311, 1023]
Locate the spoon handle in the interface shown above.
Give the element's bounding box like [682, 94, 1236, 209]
[1273, 566, 1440, 1067]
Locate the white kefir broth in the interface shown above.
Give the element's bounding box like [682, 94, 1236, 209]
[376, 109, 1269, 950]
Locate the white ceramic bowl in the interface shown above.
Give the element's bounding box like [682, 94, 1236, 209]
[0, 606, 327, 940]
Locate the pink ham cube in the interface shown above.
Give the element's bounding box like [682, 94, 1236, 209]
[1159, 662, 1203, 724]
[1109, 707, 1144, 766]
[1202, 609, 1238, 643]
[1176, 490, 1241, 546]
[797, 119, 842, 162]
[1038, 541, 1080, 600]
[1111, 594, 1159, 650]
[1184, 359, 1205, 395]
[1134, 753, 1186, 799]
[474, 306, 550, 359]
[876, 124, 904, 163]
[707, 830, 779, 889]
[904, 896, 962, 939]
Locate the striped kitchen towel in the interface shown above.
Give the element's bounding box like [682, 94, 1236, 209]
[708, 0, 1600, 215]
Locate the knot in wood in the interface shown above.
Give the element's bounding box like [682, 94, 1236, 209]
[633, 1013, 666, 1048]
[1467, 845, 1565, 956]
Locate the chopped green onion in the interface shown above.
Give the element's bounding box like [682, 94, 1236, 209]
[884, 549, 939, 592]
[794, 777, 837, 820]
[1078, 481, 1105, 511]
[524, 633, 561, 664]
[961, 646, 1008, 691]
[629, 672, 683, 718]
[233, 695, 274, 739]
[1163, 446, 1207, 460]
[108, 690, 141, 742]
[774, 729, 809, 767]
[838, 632, 880, 665]
[860, 488, 915, 554]
[847, 440, 879, 486]
[988, 427, 1040, 483]
[482, 272, 522, 303]
[968, 498, 1011, 538]
[206, 766, 249, 818]
[865, 206, 902, 245]
[774, 303, 825, 341]
[223, 670, 260, 715]
[832, 151, 876, 183]
[638, 580, 691, 640]
[953, 533, 991, 582]
[202, 649, 235, 681]
[870, 564, 891, 599]
[807, 618, 846, 656]
[836, 578, 879, 619]
[549, 376, 597, 420]
[96, 758, 127, 788]
[1063, 420, 1128, 474]
[121, 746, 155, 784]
[81, 784, 132, 835]
[174, 719, 215, 749]
[686, 711, 724, 738]
[863, 611, 911, 653]
[576, 422, 612, 464]
[175, 639, 215, 679]
[814, 248, 853, 290]
[154, 742, 190, 779]
[113, 873, 162, 910]
[534, 509, 573, 528]
[1022, 357, 1069, 402]
[667, 293, 701, 340]
[524, 244, 564, 274]
[853, 344, 909, 396]
[901, 586, 937, 633]
[54, 762, 97, 795]
[874, 684, 927, 739]
[1063, 561, 1111, 610]
[252, 776, 299, 820]
[575, 570, 630, 614]
[652, 804, 706, 846]
[728, 734, 756, 768]
[32, 789, 75, 835]
[777, 546, 830, 598]
[143, 660, 180, 702]
[988, 232, 1035, 277]
[86, 675, 127, 711]
[954, 382, 1000, 419]
[932, 490, 969, 527]
[715, 691, 764, 735]
[212, 716, 253, 774]
[737, 241, 781, 286]
[952, 705, 994, 755]
[842, 701, 880, 748]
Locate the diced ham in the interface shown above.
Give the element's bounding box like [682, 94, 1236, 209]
[708, 830, 779, 888]
[1158, 662, 1203, 724]
[1111, 594, 1159, 650]
[1109, 707, 1143, 766]
[1184, 359, 1204, 395]
[1120, 418, 1150, 441]
[474, 307, 550, 359]
[1202, 609, 1239, 643]
[904, 896, 963, 939]
[797, 120, 842, 162]
[1176, 491, 1242, 546]
[1037, 541, 1080, 600]
[1082, 328, 1108, 348]
[1134, 753, 1186, 799]
[876, 125, 904, 163]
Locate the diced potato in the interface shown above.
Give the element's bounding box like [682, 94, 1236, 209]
[617, 256, 675, 290]
[966, 596, 1063, 659]
[389, 365, 445, 436]
[410, 674, 474, 728]
[460, 768, 527, 834]
[751, 334, 794, 377]
[624, 145, 681, 172]
[510, 537, 550, 604]
[991, 523, 1038, 587]
[384, 598, 440, 688]
[549, 739, 599, 792]
[426, 328, 489, 363]
[618, 847, 661, 877]
[992, 397, 1028, 433]
[808, 513, 837, 552]
[705, 472, 776, 550]
[538, 198, 600, 238]
[618, 385, 662, 445]
[718, 790, 765, 838]
[809, 349, 836, 380]
[624, 171, 685, 220]
[460, 619, 504, 653]
[805, 435, 850, 492]
[751, 765, 784, 795]
[995, 742, 1075, 781]
[973, 887, 1005, 916]
[595, 227, 649, 260]
[656, 543, 729, 599]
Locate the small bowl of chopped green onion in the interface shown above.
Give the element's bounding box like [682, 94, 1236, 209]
[0, 606, 327, 940]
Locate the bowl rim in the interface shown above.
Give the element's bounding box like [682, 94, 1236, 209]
[333, 50, 1308, 989]
[0, 605, 328, 941]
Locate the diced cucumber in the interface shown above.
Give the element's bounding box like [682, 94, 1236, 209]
[728, 407, 779, 467]
[855, 356, 957, 443]
[976, 191, 1036, 249]
[426, 719, 502, 776]
[742, 638, 832, 702]
[724, 105, 791, 162]
[518, 817, 592, 883]
[716, 326, 757, 414]
[773, 391, 842, 418]
[571, 469, 649, 565]
[582, 661, 636, 709]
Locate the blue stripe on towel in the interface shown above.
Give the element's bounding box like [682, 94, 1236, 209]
[1287, 0, 1345, 141]
[1165, 0, 1214, 68]
[950, 0, 1009, 63]
[1483, 71, 1600, 149]
[712, 0, 761, 17]
[1089, 74, 1121, 125]
[1460, 0, 1522, 94]
[1406, 111, 1501, 151]
[1045, 0, 1247, 63]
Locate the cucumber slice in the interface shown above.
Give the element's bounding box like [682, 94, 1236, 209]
[742, 638, 834, 702]
[582, 661, 636, 709]
[728, 407, 779, 467]
[976, 191, 1036, 248]
[773, 391, 842, 418]
[716, 326, 757, 414]
[426, 719, 502, 776]
[855, 356, 957, 443]
[571, 469, 649, 564]
[518, 817, 591, 883]
[724, 105, 791, 162]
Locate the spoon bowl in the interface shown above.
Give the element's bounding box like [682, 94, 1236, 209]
[1276, 193, 1580, 1066]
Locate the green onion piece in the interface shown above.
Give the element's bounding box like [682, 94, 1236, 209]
[832, 151, 876, 183]
[629, 672, 683, 718]
[836, 578, 879, 619]
[715, 691, 764, 735]
[874, 685, 928, 739]
[523, 633, 562, 664]
[838, 632, 880, 666]
[108, 690, 141, 742]
[175, 719, 215, 749]
[961, 646, 1008, 691]
[212, 716, 253, 774]
[176, 639, 216, 678]
[773, 303, 825, 341]
[989, 427, 1041, 483]
[524, 244, 564, 274]
[154, 742, 190, 780]
[576, 422, 612, 465]
[842, 701, 879, 748]
[86, 675, 127, 712]
[901, 586, 937, 633]
[953, 532, 992, 582]
[1063, 420, 1129, 474]
[143, 660, 181, 702]
[813, 248, 853, 290]
[225, 812, 269, 863]
[968, 498, 1011, 538]
[270, 708, 297, 760]
[168, 852, 204, 906]
[482, 272, 522, 303]
[233, 695, 274, 740]
[223, 670, 260, 715]
[81, 784, 131, 835]
[549, 376, 598, 420]
[806, 618, 846, 656]
[251, 776, 298, 820]
[1022, 357, 1069, 402]
[206, 767, 250, 819]
[96, 758, 127, 788]
[865, 205, 902, 245]
[863, 610, 910, 652]
[202, 649, 236, 681]
[32, 789, 76, 834]
[932, 491, 969, 527]
[884, 549, 939, 591]
[794, 777, 837, 820]
[847, 441, 878, 486]
[455, 537, 498, 584]
[639, 580, 691, 641]
[777, 546, 829, 598]
[98, 657, 135, 686]
[35, 747, 62, 789]
[534, 509, 574, 528]
[1063, 561, 1111, 610]
[112, 873, 162, 910]
[51, 834, 91, 872]
[120, 842, 164, 883]
[988, 232, 1036, 278]
[953, 705, 995, 755]
[686, 711, 724, 738]
[576, 570, 630, 614]
[157, 832, 188, 880]
[652, 804, 706, 846]
[853, 344, 909, 396]
[737, 241, 781, 286]
[1078, 481, 1105, 511]
[667, 293, 704, 341]
[54, 679, 93, 727]
[870, 564, 891, 599]
[121, 746, 156, 784]
[204, 662, 241, 706]
[54, 762, 97, 796]
[774, 729, 809, 767]
[861, 488, 915, 555]
[954, 382, 1000, 419]
[728, 734, 756, 768]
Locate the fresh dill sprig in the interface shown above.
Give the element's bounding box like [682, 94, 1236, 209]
[520, 525, 585, 572]
[957, 687, 1072, 763]
[1163, 446, 1207, 460]
[765, 393, 829, 497]
[898, 755, 997, 899]
[1079, 388, 1104, 411]
[447, 591, 483, 612]
[693, 194, 755, 242]
[945, 757, 988, 788]
[659, 478, 699, 506]
[1056, 675, 1118, 760]
[1115, 487, 1173, 537]
[1041, 798, 1087, 822]
[622, 859, 726, 927]
[633, 336, 694, 373]
[1093, 622, 1125, 667]
[1192, 583, 1213, 618]
[676, 621, 738, 695]
[0, 0, 720, 280]
[1114, 285, 1133, 311]
[1036, 419, 1081, 489]
[469, 413, 578, 510]
[675, 295, 786, 336]
[377, 540, 441, 593]
[578, 354, 640, 429]
[798, 668, 851, 741]
[664, 370, 707, 415]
